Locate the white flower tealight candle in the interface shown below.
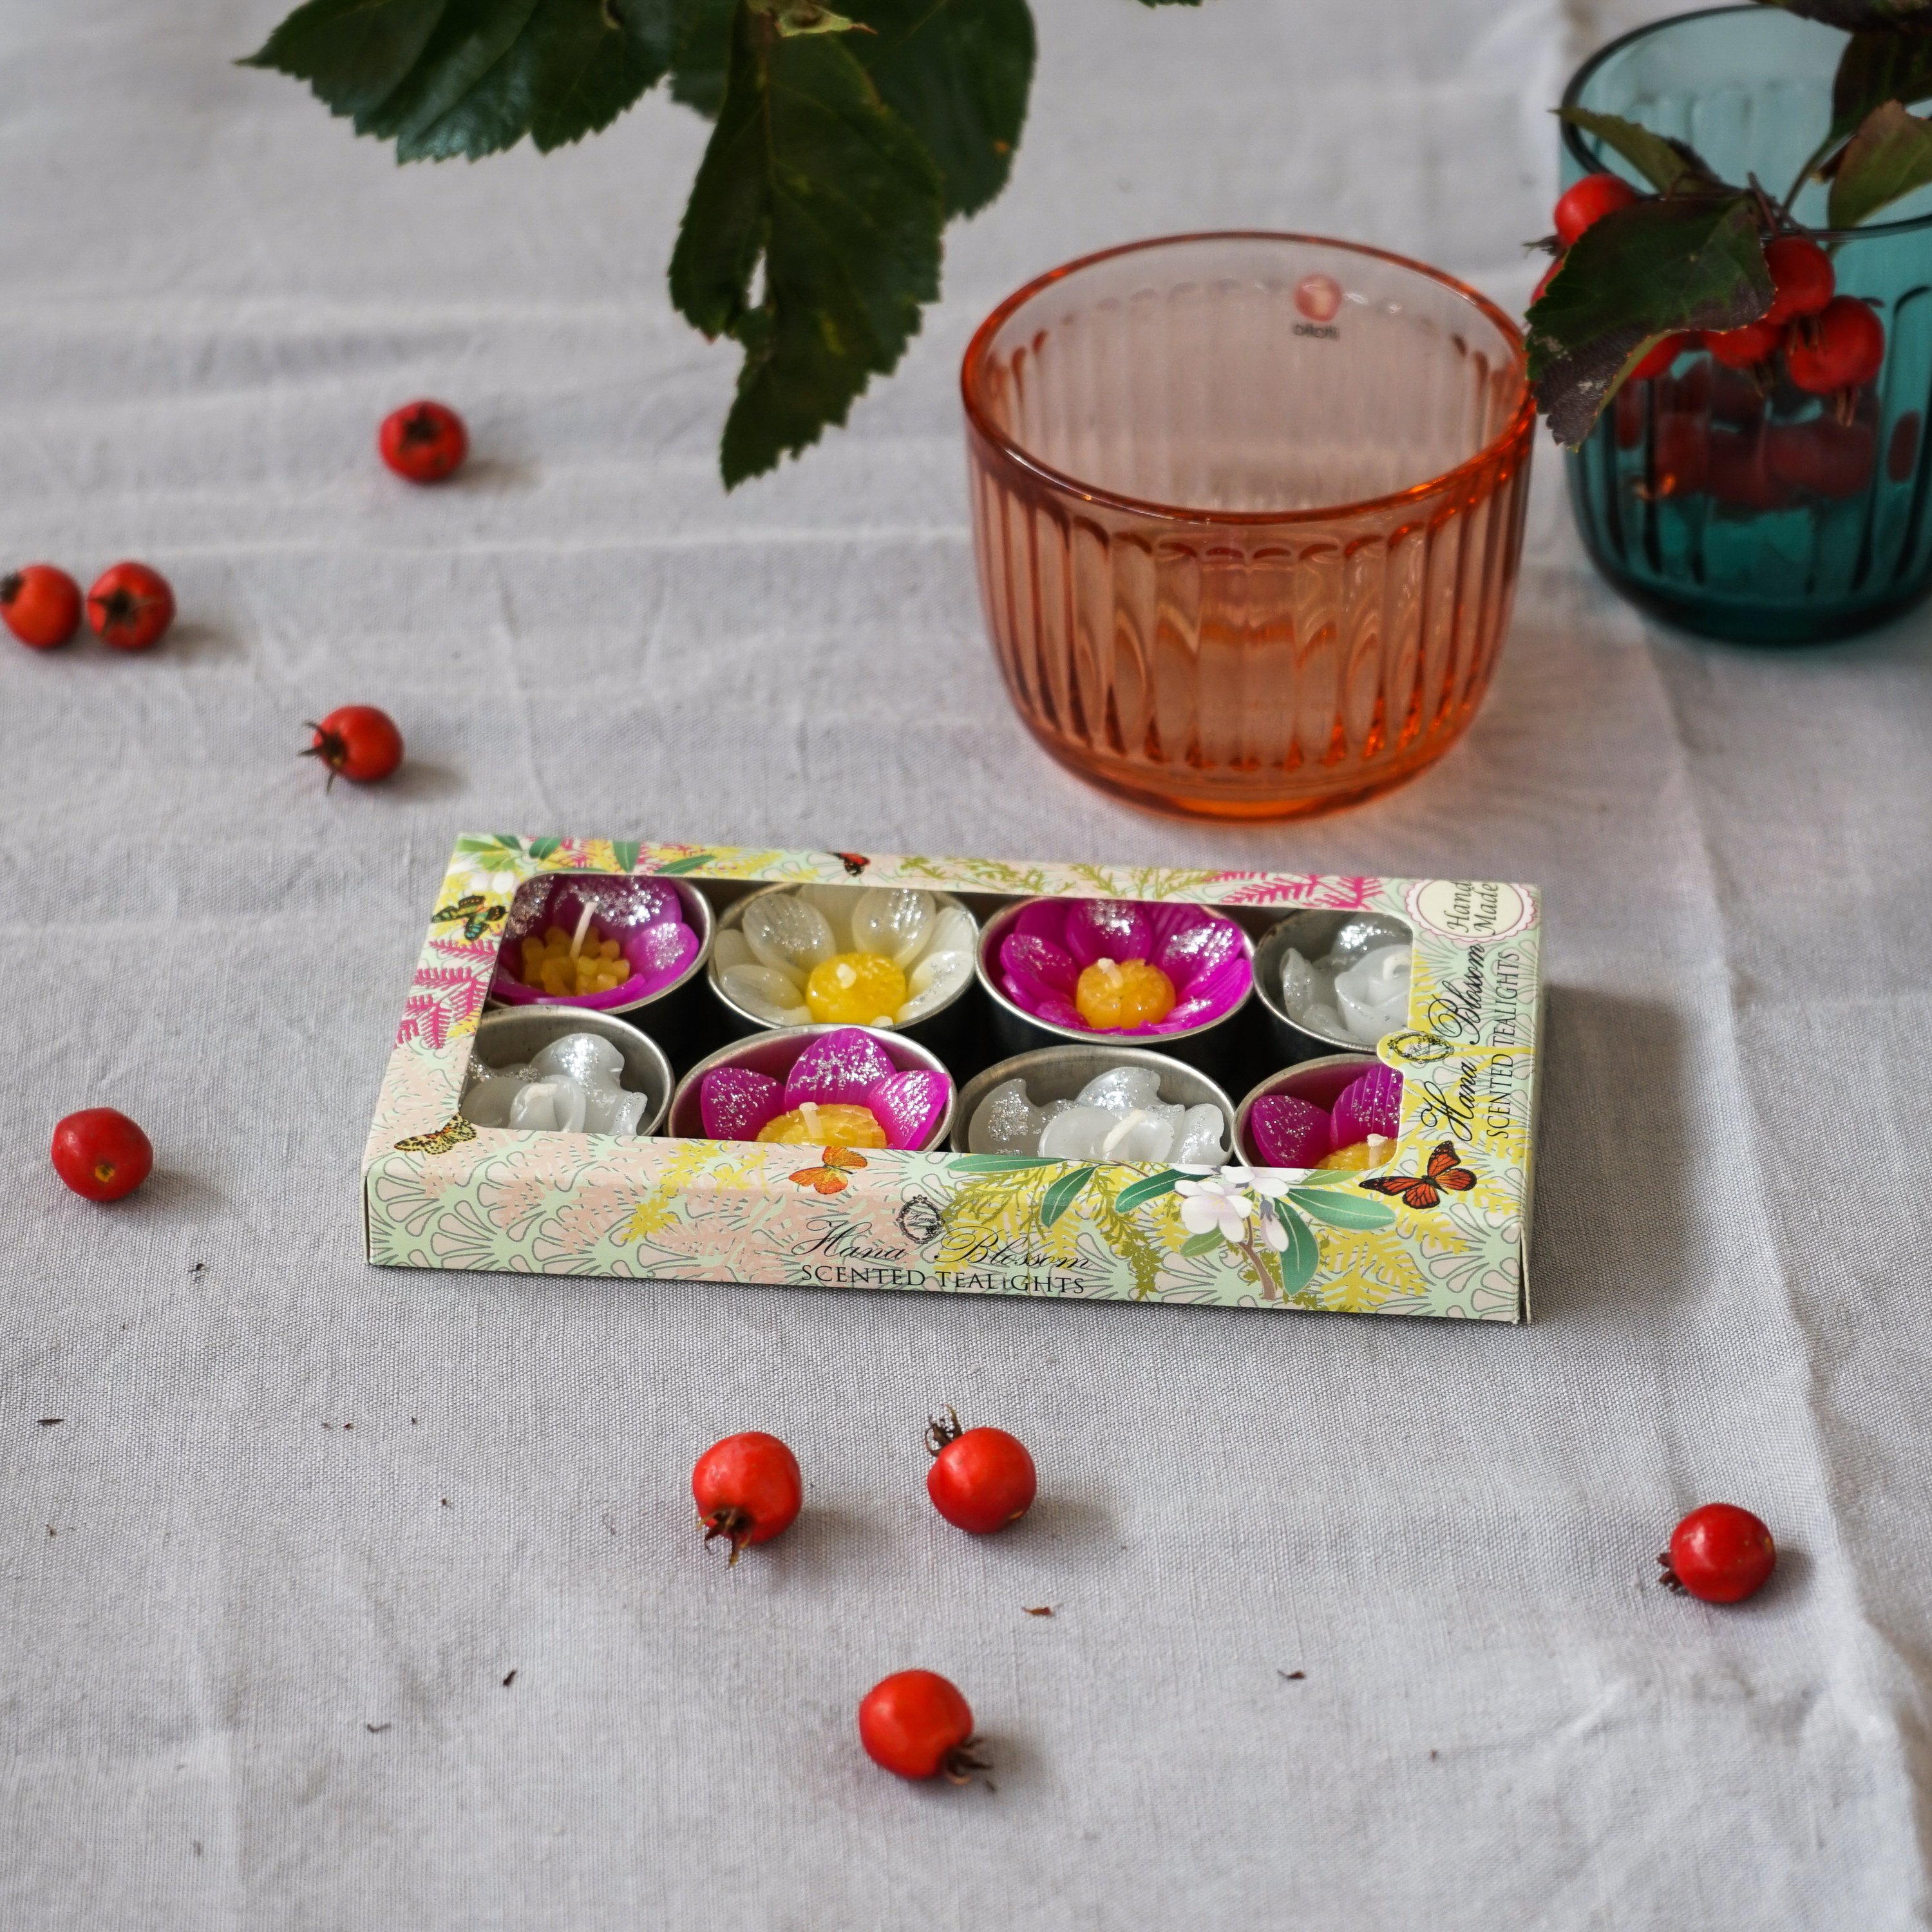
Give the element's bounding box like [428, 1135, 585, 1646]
[1280, 918, 1414, 1047]
[461, 1032, 652, 1136]
[967, 1062, 1229, 1164]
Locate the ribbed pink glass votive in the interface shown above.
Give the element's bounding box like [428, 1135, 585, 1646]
[961, 234, 1535, 819]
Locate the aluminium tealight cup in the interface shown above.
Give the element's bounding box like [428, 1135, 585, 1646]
[952, 1045, 1237, 1156]
[1251, 908, 1414, 1061]
[1234, 1053, 1381, 1169]
[974, 898, 1254, 1079]
[706, 881, 981, 1059]
[465, 1007, 674, 1139]
[668, 1024, 957, 1152]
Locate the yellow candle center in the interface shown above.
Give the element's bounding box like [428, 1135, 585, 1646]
[1074, 956, 1176, 1030]
[805, 951, 907, 1025]
[755, 1103, 889, 1148]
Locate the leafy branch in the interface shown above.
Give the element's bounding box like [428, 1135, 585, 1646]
[1530, 0, 1932, 442]
[242, 0, 1197, 486]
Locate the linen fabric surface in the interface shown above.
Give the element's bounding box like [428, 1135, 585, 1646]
[5, 1, 1930, 1926]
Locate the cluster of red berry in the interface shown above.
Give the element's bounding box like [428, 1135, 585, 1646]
[1, 561, 175, 654]
[692, 1419, 1037, 1783]
[4, 401, 468, 790]
[1542, 175, 1885, 396]
[682, 1422, 1777, 1788]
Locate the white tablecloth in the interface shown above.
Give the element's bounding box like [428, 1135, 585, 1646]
[6, 1, 1929, 1924]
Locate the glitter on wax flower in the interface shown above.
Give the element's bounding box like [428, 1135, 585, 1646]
[995, 898, 1251, 1037]
[698, 1027, 952, 1151]
[491, 875, 702, 1013]
[713, 887, 977, 1030]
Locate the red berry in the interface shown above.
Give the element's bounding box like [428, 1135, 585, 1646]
[85, 561, 174, 651]
[380, 401, 468, 484]
[1629, 332, 1697, 383]
[858, 1671, 985, 1783]
[1660, 1503, 1776, 1604]
[1763, 234, 1835, 325]
[692, 1431, 802, 1564]
[1706, 318, 1783, 371]
[1766, 416, 1876, 500]
[51, 1108, 153, 1202]
[925, 1408, 1036, 1535]
[1786, 298, 1886, 394]
[1, 564, 82, 649]
[303, 705, 404, 790]
[1554, 171, 1638, 247]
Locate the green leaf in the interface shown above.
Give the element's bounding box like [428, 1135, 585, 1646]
[242, 0, 684, 161]
[1286, 1187, 1398, 1231]
[1528, 194, 1772, 444]
[611, 840, 641, 873]
[1114, 1169, 1183, 1213]
[846, 0, 1034, 217]
[1557, 108, 1718, 193]
[669, 1, 944, 484]
[526, 836, 560, 860]
[1271, 1202, 1320, 1298]
[1830, 28, 1932, 144]
[1039, 1164, 1095, 1227]
[654, 852, 718, 874]
[1829, 98, 1932, 224]
[949, 1154, 1056, 1173]
[1179, 1229, 1224, 1257]
[1278, 1165, 1368, 1189]
[1766, 0, 1932, 27]
[669, 0, 737, 111]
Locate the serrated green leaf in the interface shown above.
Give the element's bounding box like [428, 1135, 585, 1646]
[654, 852, 718, 874]
[1115, 1170, 1183, 1213]
[1528, 194, 1771, 444]
[1557, 108, 1718, 193]
[1286, 1187, 1398, 1231]
[669, 0, 737, 111]
[242, 0, 683, 160]
[1271, 1202, 1320, 1298]
[1039, 1164, 1095, 1227]
[1767, 0, 1932, 27]
[1830, 28, 1932, 145]
[670, 1, 944, 485]
[1830, 98, 1932, 224]
[1180, 1229, 1224, 1256]
[526, 836, 561, 860]
[845, 0, 1034, 217]
[949, 1154, 1056, 1173]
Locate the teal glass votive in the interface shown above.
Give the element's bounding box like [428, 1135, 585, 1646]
[1562, 5, 1932, 643]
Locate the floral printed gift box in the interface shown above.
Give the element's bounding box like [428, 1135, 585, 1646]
[365, 838, 1542, 1321]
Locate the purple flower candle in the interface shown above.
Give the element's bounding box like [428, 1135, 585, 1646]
[674, 1026, 954, 1151]
[985, 897, 1252, 1039]
[491, 874, 708, 1015]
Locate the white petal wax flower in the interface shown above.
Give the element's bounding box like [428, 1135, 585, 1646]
[1175, 1173, 1257, 1244]
[715, 887, 976, 1031]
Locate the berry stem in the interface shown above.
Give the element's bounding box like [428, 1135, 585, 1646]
[941, 1738, 991, 1786]
[701, 1505, 754, 1564]
[924, 1406, 963, 1457]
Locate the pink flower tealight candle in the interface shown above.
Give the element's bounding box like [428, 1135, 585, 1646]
[683, 1027, 954, 1151]
[491, 875, 708, 1016]
[1240, 1060, 1404, 1170]
[984, 898, 1252, 1039]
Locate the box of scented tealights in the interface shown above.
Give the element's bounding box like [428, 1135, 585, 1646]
[363, 837, 1542, 1321]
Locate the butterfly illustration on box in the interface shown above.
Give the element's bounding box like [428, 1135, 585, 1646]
[395, 1115, 478, 1156]
[831, 851, 870, 877]
[431, 894, 507, 943]
[1359, 1141, 1476, 1210]
[789, 1146, 869, 1195]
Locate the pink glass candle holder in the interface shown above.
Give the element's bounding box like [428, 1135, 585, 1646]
[491, 874, 710, 1018]
[962, 232, 1534, 820]
[668, 1026, 955, 1152]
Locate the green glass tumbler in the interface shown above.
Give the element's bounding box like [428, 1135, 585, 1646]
[1562, 5, 1932, 642]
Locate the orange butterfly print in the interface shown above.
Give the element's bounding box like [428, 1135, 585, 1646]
[789, 1146, 869, 1195]
[1359, 1141, 1476, 1210]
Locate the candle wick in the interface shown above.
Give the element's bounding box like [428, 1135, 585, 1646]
[802, 1100, 820, 1135]
[569, 902, 594, 961]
